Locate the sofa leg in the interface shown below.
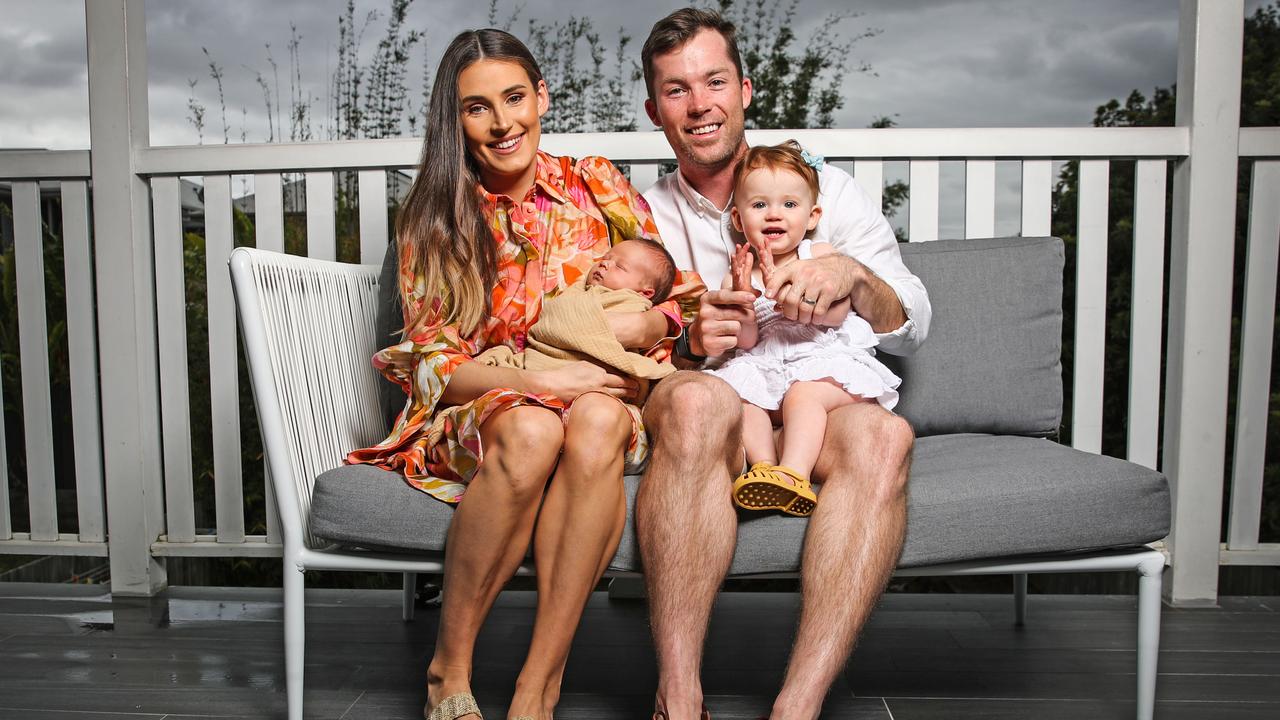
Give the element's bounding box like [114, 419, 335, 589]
[284, 560, 306, 720]
[1013, 573, 1028, 627]
[1136, 554, 1164, 720]
[607, 577, 647, 601]
[402, 572, 417, 622]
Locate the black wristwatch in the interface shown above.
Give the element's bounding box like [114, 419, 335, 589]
[674, 327, 707, 363]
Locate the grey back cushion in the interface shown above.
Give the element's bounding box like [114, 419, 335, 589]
[883, 236, 1063, 438]
[373, 235, 1064, 438]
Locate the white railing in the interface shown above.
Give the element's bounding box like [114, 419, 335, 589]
[0, 0, 1272, 604]
[0, 151, 107, 558]
[136, 126, 1192, 564]
[1224, 127, 1280, 567]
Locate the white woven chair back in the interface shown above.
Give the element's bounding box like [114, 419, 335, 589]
[231, 248, 388, 549]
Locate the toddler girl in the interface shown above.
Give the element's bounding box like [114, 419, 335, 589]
[712, 141, 901, 516]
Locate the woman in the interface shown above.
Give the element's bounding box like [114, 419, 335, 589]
[345, 29, 694, 720]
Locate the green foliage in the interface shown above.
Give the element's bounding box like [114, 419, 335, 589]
[1244, 4, 1280, 128]
[716, 0, 877, 130]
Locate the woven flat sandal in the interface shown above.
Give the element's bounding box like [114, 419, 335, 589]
[732, 462, 817, 517]
[425, 692, 483, 720]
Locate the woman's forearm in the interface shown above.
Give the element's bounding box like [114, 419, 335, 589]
[440, 360, 542, 406]
[607, 307, 670, 349]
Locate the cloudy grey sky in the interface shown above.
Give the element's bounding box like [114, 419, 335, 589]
[1, 0, 1271, 151]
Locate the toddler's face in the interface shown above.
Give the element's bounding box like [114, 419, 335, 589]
[731, 167, 821, 259]
[585, 241, 659, 298]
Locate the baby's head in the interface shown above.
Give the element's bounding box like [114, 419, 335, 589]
[730, 141, 822, 259]
[585, 238, 677, 303]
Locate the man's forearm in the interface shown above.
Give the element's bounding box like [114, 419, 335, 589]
[832, 255, 907, 333]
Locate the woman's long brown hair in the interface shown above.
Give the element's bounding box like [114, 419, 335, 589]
[397, 29, 544, 337]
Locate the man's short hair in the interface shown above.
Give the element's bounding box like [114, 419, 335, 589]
[632, 238, 678, 304]
[641, 7, 744, 101]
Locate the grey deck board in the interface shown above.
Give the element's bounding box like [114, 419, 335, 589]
[0, 588, 1276, 719]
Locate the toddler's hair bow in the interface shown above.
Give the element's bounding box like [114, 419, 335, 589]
[800, 148, 825, 171]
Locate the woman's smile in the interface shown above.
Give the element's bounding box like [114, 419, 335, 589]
[489, 133, 524, 153]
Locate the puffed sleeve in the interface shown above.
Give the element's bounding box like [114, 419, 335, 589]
[370, 241, 478, 418]
[577, 156, 706, 334]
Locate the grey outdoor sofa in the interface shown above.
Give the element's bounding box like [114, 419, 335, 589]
[230, 235, 1171, 720]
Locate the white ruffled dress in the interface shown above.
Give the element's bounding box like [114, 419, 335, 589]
[708, 239, 901, 411]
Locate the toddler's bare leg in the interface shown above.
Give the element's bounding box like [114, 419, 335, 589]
[741, 401, 778, 466]
[777, 380, 860, 478]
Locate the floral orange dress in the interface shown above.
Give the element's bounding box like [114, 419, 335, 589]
[345, 152, 702, 503]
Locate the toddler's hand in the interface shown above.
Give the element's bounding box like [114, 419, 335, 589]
[730, 243, 760, 297]
[746, 236, 776, 286]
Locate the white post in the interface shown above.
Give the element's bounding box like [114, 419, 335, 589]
[1162, 0, 1244, 605]
[86, 0, 168, 595]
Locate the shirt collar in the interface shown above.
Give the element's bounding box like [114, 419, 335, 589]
[674, 168, 727, 218]
[478, 150, 569, 206]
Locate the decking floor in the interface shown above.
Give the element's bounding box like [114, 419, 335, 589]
[0, 583, 1275, 719]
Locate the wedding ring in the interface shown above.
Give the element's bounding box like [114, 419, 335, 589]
[801, 297, 818, 305]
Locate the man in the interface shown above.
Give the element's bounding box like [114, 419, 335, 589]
[635, 8, 931, 720]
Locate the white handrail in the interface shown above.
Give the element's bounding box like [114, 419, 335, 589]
[128, 127, 1191, 176]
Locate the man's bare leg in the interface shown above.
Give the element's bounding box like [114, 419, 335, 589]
[637, 371, 743, 720]
[770, 402, 913, 720]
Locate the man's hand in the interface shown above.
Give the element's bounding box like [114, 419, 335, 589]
[764, 253, 857, 325]
[765, 253, 907, 331]
[689, 288, 757, 358]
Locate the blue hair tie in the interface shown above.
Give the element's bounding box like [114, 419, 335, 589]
[800, 148, 825, 171]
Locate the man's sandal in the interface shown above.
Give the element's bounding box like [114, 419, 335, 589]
[425, 692, 482, 720]
[732, 462, 817, 517]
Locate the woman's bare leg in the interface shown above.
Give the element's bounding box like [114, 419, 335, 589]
[741, 401, 778, 466]
[507, 393, 632, 719]
[777, 381, 859, 479]
[426, 405, 564, 719]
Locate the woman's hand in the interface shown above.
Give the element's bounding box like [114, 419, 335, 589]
[527, 361, 638, 403]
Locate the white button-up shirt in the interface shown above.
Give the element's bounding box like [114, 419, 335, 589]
[643, 164, 931, 354]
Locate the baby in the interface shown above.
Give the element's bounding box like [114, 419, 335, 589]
[711, 141, 901, 516]
[583, 238, 677, 304]
[478, 239, 679, 401]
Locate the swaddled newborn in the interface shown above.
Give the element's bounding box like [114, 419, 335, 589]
[476, 239, 679, 402]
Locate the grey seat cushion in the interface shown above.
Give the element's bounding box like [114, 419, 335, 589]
[309, 433, 1169, 573]
[885, 237, 1064, 438]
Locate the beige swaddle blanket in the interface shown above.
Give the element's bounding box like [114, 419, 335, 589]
[476, 280, 675, 403]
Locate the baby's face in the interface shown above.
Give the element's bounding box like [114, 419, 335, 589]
[731, 167, 821, 259]
[585, 241, 658, 297]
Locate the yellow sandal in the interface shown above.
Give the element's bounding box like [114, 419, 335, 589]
[731, 463, 817, 516]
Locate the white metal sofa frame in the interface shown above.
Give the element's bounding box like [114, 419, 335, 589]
[229, 246, 1165, 720]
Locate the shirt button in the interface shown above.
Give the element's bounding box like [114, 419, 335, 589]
[522, 201, 537, 214]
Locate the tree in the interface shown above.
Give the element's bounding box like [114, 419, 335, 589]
[716, 0, 877, 130]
